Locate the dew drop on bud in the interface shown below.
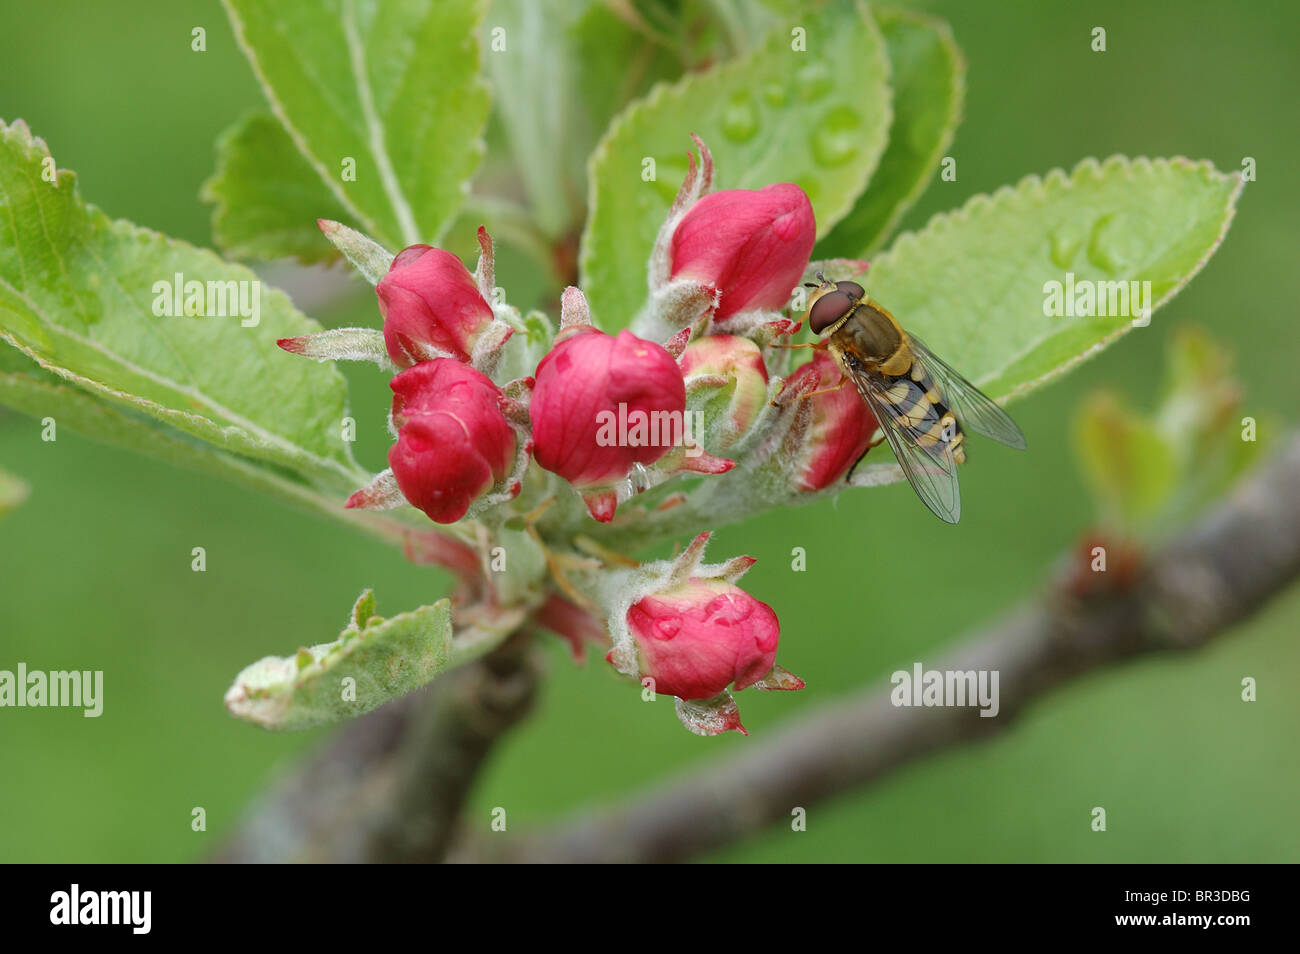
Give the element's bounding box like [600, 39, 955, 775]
[655, 618, 682, 639]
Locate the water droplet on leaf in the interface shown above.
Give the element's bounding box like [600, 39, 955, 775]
[761, 82, 788, 108]
[721, 93, 759, 143]
[796, 62, 833, 100]
[1049, 229, 1080, 269]
[811, 107, 862, 167]
[1086, 214, 1124, 274]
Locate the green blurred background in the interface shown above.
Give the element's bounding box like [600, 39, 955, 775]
[1, 0, 1296, 862]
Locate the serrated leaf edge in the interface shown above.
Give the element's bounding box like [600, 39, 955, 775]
[876, 154, 1246, 401]
[0, 118, 365, 486]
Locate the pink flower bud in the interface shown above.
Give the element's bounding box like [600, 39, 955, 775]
[785, 351, 878, 491]
[376, 245, 495, 367]
[617, 578, 781, 701]
[670, 184, 816, 320]
[531, 327, 686, 521]
[679, 334, 769, 452]
[379, 359, 516, 524]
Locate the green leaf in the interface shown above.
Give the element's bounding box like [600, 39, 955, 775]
[350, 587, 377, 628]
[1156, 325, 1241, 464]
[0, 465, 28, 518]
[815, 7, 963, 258]
[1208, 419, 1271, 500]
[0, 356, 465, 553]
[569, 1, 687, 159]
[0, 356, 256, 479]
[0, 120, 361, 489]
[202, 112, 352, 263]
[224, 595, 453, 730]
[222, 0, 491, 249]
[1072, 326, 1266, 532]
[581, 0, 891, 330]
[485, 0, 589, 237]
[1074, 391, 1178, 522]
[0, 357, 399, 540]
[1154, 326, 1268, 513]
[861, 156, 1244, 401]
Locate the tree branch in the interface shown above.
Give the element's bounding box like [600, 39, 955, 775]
[214, 631, 538, 863]
[471, 431, 1300, 863]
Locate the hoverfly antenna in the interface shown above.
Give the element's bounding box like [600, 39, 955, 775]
[815, 270, 827, 284]
[803, 282, 817, 288]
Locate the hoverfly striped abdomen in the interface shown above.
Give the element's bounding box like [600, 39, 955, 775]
[882, 364, 967, 463]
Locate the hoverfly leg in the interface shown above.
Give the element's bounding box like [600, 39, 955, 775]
[770, 375, 850, 408]
[771, 333, 831, 351]
[795, 381, 850, 400]
[845, 447, 869, 483]
[844, 432, 886, 482]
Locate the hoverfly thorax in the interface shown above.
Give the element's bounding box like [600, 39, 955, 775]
[803, 275, 906, 372]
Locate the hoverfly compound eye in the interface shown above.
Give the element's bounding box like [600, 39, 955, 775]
[835, 281, 865, 300]
[808, 290, 854, 334]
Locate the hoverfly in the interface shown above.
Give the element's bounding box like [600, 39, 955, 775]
[788, 274, 1026, 524]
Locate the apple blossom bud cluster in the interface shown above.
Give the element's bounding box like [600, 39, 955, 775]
[276, 137, 881, 734]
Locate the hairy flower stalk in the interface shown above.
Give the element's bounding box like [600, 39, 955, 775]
[275, 138, 876, 734]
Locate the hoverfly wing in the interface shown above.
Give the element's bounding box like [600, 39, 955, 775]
[907, 334, 1027, 450]
[841, 361, 962, 524]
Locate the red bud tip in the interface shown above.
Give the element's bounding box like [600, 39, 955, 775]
[663, 326, 692, 359]
[582, 489, 619, 523]
[676, 452, 735, 475]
